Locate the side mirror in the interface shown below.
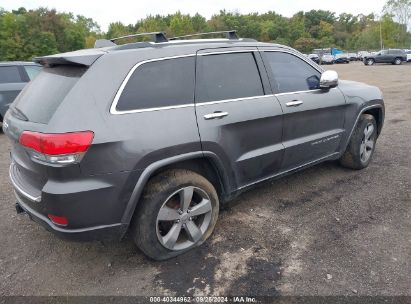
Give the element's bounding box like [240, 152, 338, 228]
[320, 70, 338, 89]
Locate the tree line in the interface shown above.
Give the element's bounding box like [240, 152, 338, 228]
[1, 0, 410, 61]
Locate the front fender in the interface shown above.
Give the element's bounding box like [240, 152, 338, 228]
[339, 102, 384, 153]
[337, 80, 384, 152]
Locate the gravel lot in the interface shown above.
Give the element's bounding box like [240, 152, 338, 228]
[0, 62, 410, 297]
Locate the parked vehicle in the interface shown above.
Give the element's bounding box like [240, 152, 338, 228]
[321, 54, 335, 64]
[313, 47, 343, 57]
[406, 50, 411, 62]
[358, 51, 370, 61]
[3, 31, 385, 260]
[363, 49, 407, 65]
[307, 53, 320, 64]
[348, 53, 359, 61]
[334, 53, 350, 64]
[0, 62, 41, 129]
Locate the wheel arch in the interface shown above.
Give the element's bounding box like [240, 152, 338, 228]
[120, 151, 231, 233]
[340, 104, 384, 153]
[362, 106, 384, 136]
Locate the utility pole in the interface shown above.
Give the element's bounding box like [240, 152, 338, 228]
[379, 14, 383, 50]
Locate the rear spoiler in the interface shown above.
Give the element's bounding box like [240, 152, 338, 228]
[34, 48, 106, 67]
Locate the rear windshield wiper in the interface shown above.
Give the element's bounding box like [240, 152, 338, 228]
[9, 105, 29, 121]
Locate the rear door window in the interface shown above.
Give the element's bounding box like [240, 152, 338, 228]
[263, 52, 321, 93]
[115, 56, 195, 112]
[0, 66, 23, 83]
[196, 52, 264, 102]
[13, 66, 86, 123]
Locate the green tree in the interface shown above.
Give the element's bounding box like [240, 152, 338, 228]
[169, 12, 194, 36]
[0, 3, 410, 60]
[384, 0, 411, 46]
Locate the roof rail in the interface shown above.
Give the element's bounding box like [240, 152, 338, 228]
[170, 30, 239, 41]
[110, 32, 168, 43]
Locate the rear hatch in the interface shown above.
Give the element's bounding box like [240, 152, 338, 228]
[4, 49, 104, 205]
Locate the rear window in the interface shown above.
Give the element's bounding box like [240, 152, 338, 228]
[0, 66, 23, 84]
[13, 66, 86, 123]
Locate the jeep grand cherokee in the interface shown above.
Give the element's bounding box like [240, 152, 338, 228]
[3, 31, 384, 260]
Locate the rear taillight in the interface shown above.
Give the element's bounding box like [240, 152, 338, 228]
[48, 214, 68, 226]
[19, 131, 94, 165]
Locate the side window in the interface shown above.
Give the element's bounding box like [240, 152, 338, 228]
[381, 50, 388, 55]
[24, 65, 42, 80]
[196, 52, 264, 102]
[264, 52, 321, 94]
[0, 66, 23, 84]
[116, 56, 195, 111]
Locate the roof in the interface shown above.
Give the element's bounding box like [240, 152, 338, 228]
[34, 38, 294, 67]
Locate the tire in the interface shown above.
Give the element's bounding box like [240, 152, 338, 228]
[339, 114, 378, 170]
[365, 59, 374, 66]
[131, 169, 219, 260]
[394, 58, 402, 65]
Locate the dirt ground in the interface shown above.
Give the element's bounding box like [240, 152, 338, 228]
[0, 62, 410, 298]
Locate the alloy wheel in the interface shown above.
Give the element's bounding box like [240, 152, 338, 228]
[156, 186, 213, 251]
[360, 123, 375, 163]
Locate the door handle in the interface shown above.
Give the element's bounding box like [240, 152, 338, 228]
[286, 100, 303, 107]
[204, 111, 229, 120]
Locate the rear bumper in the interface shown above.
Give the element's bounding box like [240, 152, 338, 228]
[9, 162, 131, 241]
[15, 195, 127, 241]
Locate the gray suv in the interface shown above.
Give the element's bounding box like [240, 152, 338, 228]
[3, 31, 384, 260]
[363, 49, 407, 65]
[0, 62, 41, 129]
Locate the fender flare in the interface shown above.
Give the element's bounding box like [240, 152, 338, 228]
[341, 103, 384, 152]
[120, 151, 230, 227]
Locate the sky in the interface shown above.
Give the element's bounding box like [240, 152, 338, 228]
[2, 0, 387, 31]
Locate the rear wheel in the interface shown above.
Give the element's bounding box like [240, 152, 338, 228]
[365, 59, 375, 66]
[339, 114, 377, 170]
[131, 169, 219, 260]
[394, 58, 402, 65]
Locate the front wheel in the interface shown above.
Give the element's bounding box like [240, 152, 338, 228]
[131, 169, 219, 260]
[339, 114, 378, 170]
